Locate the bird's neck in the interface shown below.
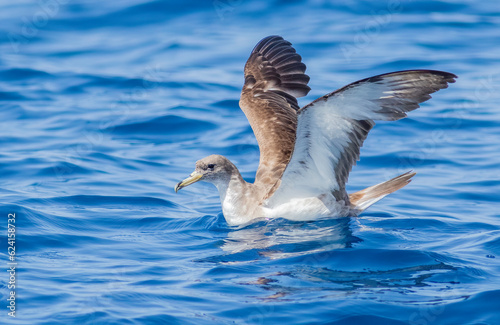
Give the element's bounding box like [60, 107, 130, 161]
[213, 171, 258, 225]
[215, 170, 246, 204]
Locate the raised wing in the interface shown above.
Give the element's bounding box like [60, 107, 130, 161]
[239, 36, 310, 197]
[269, 70, 457, 205]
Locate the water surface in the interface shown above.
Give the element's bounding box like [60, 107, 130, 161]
[1, 1, 500, 324]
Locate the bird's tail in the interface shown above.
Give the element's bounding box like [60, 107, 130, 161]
[349, 171, 416, 212]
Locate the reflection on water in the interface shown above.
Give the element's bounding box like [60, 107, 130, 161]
[248, 263, 461, 302]
[201, 217, 467, 305]
[221, 217, 360, 256]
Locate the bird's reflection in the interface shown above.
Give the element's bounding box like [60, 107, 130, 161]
[207, 216, 460, 304]
[220, 217, 360, 258]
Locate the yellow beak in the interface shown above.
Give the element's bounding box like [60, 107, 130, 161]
[175, 172, 203, 193]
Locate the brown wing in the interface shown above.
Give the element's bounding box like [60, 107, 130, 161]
[239, 36, 310, 198]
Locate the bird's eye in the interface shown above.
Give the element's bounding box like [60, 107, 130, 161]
[207, 164, 215, 169]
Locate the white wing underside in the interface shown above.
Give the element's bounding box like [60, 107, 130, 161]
[266, 70, 456, 206]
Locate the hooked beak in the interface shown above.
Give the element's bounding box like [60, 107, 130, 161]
[175, 171, 203, 193]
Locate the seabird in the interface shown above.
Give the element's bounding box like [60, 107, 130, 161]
[175, 35, 456, 226]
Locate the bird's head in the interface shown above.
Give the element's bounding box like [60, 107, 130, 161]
[175, 155, 234, 192]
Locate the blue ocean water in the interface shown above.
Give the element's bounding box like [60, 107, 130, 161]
[1, 0, 500, 324]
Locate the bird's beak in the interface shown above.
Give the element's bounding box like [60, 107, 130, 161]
[175, 171, 203, 193]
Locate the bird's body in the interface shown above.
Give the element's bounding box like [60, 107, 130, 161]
[213, 163, 347, 225]
[175, 36, 456, 226]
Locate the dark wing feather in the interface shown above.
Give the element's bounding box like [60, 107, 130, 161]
[239, 36, 310, 198]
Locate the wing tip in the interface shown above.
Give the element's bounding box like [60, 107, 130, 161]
[252, 35, 287, 54]
[246, 35, 311, 101]
[368, 69, 458, 84]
